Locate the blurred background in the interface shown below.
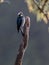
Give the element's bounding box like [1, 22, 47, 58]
[0, 0, 49, 65]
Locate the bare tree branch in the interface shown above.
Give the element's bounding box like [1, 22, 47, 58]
[42, 0, 48, 10]
[33, 0, 48, 20]
[14, 16, 30, 65]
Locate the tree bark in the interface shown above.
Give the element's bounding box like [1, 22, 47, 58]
[14, 16, 30, 65]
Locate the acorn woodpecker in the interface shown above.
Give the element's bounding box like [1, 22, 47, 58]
[16, 12, 25, 36]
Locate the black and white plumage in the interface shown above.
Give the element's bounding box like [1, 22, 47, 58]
[17, 12, 25, 35]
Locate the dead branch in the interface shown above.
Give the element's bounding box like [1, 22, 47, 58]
[33, 0, 48, 20]
[42, 0, 48, 10]
[14, 16, 30, 65]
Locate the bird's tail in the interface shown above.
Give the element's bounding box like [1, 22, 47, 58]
[20, 28, 24, 36]
[17, 26, 24, 36]
[17, 29, 19, 33]
[17, 25, 20, 33]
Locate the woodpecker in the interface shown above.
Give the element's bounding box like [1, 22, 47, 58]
[16, 12, 25, 36]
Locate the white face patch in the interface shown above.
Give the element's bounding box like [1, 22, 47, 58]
[21, 15, 23, 16]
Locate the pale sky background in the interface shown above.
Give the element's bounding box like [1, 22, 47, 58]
[0, 0, 49, 65]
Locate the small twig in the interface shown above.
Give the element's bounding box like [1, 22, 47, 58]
[14, 16, 30, 65]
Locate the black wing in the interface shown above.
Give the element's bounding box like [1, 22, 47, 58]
[17, 16, 23, 32]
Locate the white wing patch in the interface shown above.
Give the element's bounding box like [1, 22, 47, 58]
[21, 17, 25, 27]
[20, 16, 25, 33]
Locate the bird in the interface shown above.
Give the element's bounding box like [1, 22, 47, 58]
[16, 12, 25, 36]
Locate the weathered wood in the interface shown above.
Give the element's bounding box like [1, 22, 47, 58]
[15, 16, 30, 65]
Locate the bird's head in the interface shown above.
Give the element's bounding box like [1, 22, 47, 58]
[18, 11, 23, 16]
